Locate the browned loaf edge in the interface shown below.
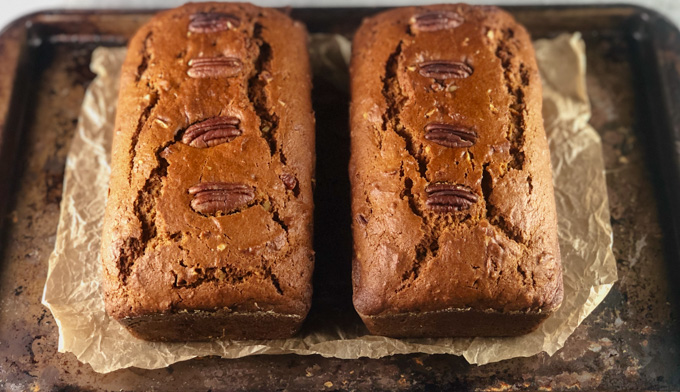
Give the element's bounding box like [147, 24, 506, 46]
[101, 2, 315, 341]
[349, 4, 563, 337]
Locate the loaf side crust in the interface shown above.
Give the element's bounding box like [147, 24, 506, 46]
[360, 307, 553, 338]
[120, 309, 304, 341]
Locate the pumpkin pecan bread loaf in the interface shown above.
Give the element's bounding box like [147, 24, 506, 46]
[101, 2, 315, 341]
[349, 4, 563, 337]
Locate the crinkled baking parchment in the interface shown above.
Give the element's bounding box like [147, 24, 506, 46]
[42, 33, 618, 373]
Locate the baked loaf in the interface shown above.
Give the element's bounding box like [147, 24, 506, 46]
[349, 4, 563, 337]
[101, 2, 315, 341]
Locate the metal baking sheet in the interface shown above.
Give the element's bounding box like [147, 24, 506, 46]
[0, 5, 679, 390]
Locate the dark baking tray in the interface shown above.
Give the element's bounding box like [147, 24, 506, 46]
[1, 4, 680, 390]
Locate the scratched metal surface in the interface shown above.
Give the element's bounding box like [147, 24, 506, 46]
[0, 6, 679, 391]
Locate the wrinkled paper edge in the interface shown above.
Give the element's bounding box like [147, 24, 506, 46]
[42, 32, 618, 373]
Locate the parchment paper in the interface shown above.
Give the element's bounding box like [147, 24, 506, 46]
[42, 33, 618, 373]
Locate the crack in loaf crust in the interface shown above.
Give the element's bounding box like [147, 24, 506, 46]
[349, 4, 563, 337]
[101, 2, 315, 341]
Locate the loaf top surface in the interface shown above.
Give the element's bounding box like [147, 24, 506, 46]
[102, 2, 315, 320]
[350, 4, 563, 316]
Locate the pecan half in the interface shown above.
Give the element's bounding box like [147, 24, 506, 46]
[418, 60, 473, 79]
[425, 183, 478, 212]
[424, 122, 478, 148]
[182, 117, 242, 148]
[187, 57, 242, 78]
[280, 173, 298, 191]
[410, 11, 463, 32]
[189, 12, 241, 33]
[189, 182, 255, 215]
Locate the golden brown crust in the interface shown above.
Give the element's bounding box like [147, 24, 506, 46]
[349, 4, 563, 336]
[101, 2, 315, 340]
